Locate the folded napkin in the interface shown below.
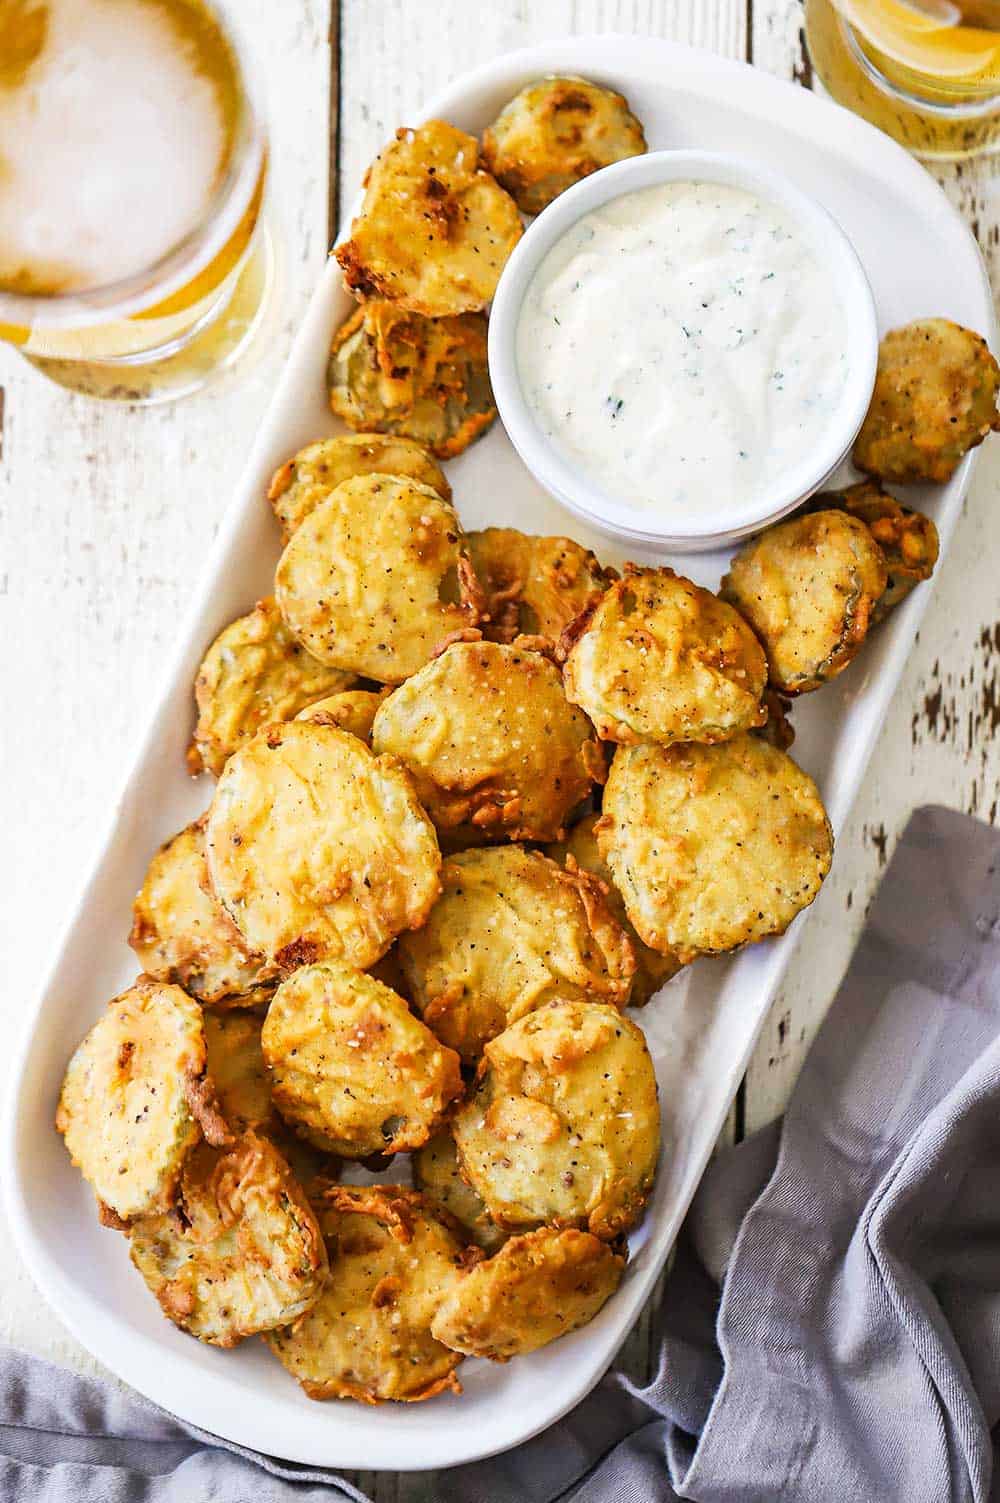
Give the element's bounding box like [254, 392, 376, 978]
[6, 803, 1000, 1503]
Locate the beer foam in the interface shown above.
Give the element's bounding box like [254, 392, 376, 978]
[0, 0, 235, 296]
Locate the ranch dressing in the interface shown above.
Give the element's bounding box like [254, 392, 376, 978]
[516, 181, 850, 514]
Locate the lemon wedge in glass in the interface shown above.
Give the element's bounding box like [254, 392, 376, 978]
[841, 0, 1000, 83]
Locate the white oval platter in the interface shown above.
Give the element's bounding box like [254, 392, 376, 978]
[4, 33, 994, 1474]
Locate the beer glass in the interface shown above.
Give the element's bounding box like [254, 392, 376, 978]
[0, 0, 271, 402]
[805, 0, 1000, 159]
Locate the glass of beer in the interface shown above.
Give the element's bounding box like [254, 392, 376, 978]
[805, 0, 1000, 159]
[0, 0, 271, 402]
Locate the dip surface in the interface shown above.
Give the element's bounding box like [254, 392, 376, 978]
[516, 181, 850, 515]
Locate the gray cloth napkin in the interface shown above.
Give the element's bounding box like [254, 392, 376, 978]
[7, 803, 1000, 1503]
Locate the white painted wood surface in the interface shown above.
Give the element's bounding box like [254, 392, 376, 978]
[1, 4, 997, 1494]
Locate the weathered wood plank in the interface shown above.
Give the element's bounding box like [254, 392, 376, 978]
[751, 0, 812, 84]
[932, 156, 1000, 299]
[328, 0, 342, 247]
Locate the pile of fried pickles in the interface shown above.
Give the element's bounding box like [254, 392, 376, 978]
[57, 76, 1000, 1404]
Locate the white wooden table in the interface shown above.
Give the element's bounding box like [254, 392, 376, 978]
[2, 3, 998, 1495]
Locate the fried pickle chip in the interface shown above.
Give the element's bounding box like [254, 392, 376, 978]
[599, 736, 833, 962]
[431, 1226, 624, 1359]
[262, 964, 463, 1157]
[128, 1132, 327, 1347]
[335, 120, 522, 316]
[295, 687, 390, 743]
[561, 566, 767, 744]
[372, 639, 603, 844]
[853, 317, 1000, 484]
[812, 479, 939, 623]
[327, 302, 495, 459]
[265, 1184, 468, 1402]
[467, 528, 612, 645]
[412, 1129, 507, 1252]
[204, 721, 441, 972]
[398, 845, 634, 1060]
[57, 978, 225, 1222]
[129, 820, 273, 1008]
[453, 1000, 659, 1240]
[545, 813, 681, 1006]
[275, 475, 483, 684]
[720, 510, 888, 695]
[267, 434, 450, 543]
[482, 76, 646, 215]
[188, 597, 353, 777]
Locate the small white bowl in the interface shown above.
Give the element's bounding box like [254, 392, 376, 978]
[488, 149, 879, 552]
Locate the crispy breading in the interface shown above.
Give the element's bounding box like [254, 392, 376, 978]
[811, 479, 939, 624]
[128, 1132, 327, 1346]
[467, 528, 612, 645]
[561, 566, 767, 744]
[431, 1226, 624, 1359]
[545, 812, 682, 1006]
[399, 845, 635, 1061]
[264, 1184, 468, 1402]
[295, 687, 390, 743]
[598, 736, 833, 962]
[453, 1000, 659, 1240]
[204, 721, 441, 973]
[372, 639, 604, 845]
[327, 302, 495, 459]
[267, 434, 450, 543]
[412, 1129, 507, 1253]
[261, 964, 463, 1158]
[129, 819, 274, 1007]
[188, 597, 353, 777]
[720, 510, 888, 695]
[482, 76, 646, 215]
[853, 318, 1000, 484]
[275, 475, 483, 684]
[56, 979, 224, 1222]
[335, 120, 522, 316]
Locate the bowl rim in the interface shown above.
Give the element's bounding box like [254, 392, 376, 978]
[488, 147, 879, 547]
